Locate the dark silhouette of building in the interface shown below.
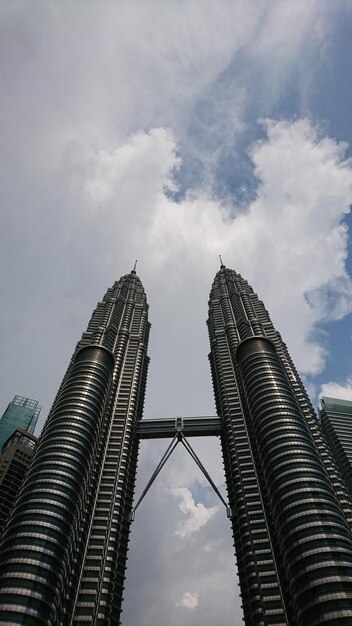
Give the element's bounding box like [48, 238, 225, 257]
[1, 265, 352, 626]
[320, 396, 352, 497]
[0, 428, 37, 535]
[0, 396, 40, 537]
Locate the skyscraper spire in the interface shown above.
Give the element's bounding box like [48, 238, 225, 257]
[132, 259, 137, 274]
[219, 254, 225, 269]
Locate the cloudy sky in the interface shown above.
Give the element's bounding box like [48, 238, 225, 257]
[1, 2, 352, 625]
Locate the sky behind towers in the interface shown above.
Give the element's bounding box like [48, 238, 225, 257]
[1, 2, 352, 624]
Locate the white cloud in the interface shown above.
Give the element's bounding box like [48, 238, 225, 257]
[203, 539, 222, 553]
[0, 1, 325, 190]
[242, 118, 352, 373]
[170, 487, 219, 538]
[0, 1, 259, 170]
[67, 117, 352, 381]
[319, 378, 352, 402]
[176, 591, 199, 610]
[63, 127, 179, 209]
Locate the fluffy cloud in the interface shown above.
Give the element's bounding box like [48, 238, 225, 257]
[176, 592, 199, 609]
[170, 487, 219, 538]
[319, 378, 352, 402]
[67, 117, 352, 383]
[0, 1, 326, 195]
[242, 118, 352, 373]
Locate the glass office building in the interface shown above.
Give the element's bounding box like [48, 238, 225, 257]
[0, 395, 40, 452]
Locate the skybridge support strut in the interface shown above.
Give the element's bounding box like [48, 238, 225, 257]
[130, 421, 231, 521]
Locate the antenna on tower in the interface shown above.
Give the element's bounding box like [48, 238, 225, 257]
[219, 254, 225, 269]
[132, 260, 137, 274]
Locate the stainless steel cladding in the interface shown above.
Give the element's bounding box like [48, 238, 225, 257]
[0, 271, 150, 626]
[237, 336, 352, 625]
[208, 266, 352, 626]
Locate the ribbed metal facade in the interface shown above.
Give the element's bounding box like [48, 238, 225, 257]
[320, 397, 352, 497]
[2, 265, 352, 626]
[0, 270, 150, 626]
[208, 266, 352, 625]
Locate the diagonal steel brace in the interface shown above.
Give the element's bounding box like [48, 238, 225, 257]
[130, 431, 232, 521]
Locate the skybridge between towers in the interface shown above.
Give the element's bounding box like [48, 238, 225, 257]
[131, 415, 231, 521]
[137, 415, 222, 439]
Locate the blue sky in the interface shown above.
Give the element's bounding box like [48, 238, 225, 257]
[1, 2, 352, 625]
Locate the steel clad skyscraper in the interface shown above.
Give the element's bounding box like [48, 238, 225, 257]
[2, 264, 352, 626]
[0, 269, 150, 626]
[208, 264, 352, 625]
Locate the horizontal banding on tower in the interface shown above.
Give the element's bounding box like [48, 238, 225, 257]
[236, 336, 352, 626]
[0, 345, 114, 626]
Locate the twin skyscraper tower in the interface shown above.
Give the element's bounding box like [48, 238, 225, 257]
[1, 265, 352, 625]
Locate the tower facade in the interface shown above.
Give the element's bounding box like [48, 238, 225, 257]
[320, 396, 352, 497]
[208, 265, 352, 625]
[2, 266, 352, 626]
[0, 395, 41, 452]
[0, 270, 150, 626]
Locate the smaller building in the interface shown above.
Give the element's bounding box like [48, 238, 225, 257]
[0, 395, 41, 452]
[320, 396, 352, 496]
[0, 428, 38, 535]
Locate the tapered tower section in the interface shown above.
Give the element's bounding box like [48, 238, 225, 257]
[0, 270, 150, 626]
[208, 265, 352, 625]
